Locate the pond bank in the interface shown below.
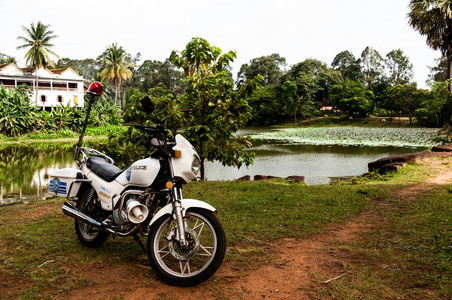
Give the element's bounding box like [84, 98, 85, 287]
[368, 144, 452, 174]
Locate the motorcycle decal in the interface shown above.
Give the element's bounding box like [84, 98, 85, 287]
[99, 186, 112, 199]
[49, 178, 67, 195]
[126, 166, 132, 181]
[132, 165, 147, 170]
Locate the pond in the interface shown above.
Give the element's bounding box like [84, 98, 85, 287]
[0, 126, 437, 204]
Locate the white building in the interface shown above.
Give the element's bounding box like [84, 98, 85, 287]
[0, 63, 85, 109]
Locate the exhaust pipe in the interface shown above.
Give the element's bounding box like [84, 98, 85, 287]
[62, 202, 107, 229]
[62, 202, 141, 237]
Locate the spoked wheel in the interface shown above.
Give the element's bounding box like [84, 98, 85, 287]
[75, 187, 109, 248]
[147, 208, 226, 286]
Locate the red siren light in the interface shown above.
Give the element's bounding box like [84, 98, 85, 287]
[87, 81, 103, 96]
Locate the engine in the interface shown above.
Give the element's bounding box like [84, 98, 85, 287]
[112, 191, 151, 232]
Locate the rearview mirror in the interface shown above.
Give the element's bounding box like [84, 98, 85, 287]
[140, 96, 155, 114]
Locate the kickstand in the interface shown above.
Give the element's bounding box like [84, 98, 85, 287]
[133, 234, 146, 254]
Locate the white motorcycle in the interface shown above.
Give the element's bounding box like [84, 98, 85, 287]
[49, 82, 226, 286]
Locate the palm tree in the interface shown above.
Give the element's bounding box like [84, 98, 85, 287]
[100, 43, 134, 106]
[408, 0, 452, 90]
[16, 21, 59, 105]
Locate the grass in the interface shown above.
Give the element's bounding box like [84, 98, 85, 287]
[0, 159, 451, 298]
[0, 125, 126, 144]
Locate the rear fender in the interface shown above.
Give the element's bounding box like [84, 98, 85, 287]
[149, 199, 217, 227]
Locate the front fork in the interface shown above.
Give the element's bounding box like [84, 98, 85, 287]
[172, 187, 188, 246]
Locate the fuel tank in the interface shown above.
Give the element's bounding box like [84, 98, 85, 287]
[115, 157, 161, 187]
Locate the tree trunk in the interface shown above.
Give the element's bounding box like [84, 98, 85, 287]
[448, 54, 452, 92]
[114, 85, 119, 106]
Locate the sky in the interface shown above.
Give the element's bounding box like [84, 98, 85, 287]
[0, 0, 441, 89]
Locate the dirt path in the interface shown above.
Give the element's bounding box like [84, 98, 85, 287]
[40, 160, 452, 299]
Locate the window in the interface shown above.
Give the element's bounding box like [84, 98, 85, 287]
[41, 95, 46, 102]
[57, 95, 63, 103]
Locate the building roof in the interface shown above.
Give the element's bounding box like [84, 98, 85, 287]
[20, 67, 35, 73]
[0, 63, 18, 71]
[1, 65, 83, 80]
[50, 67, 80, 76]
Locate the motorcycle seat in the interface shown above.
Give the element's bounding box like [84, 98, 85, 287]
[86, 156, 123, 182]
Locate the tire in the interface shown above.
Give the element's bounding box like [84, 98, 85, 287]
[147, 208, 226, 286]
[74, 187, 110, 248]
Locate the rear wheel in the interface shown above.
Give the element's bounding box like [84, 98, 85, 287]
[75, 187, 109, 247]
[147, 208, 226, 286]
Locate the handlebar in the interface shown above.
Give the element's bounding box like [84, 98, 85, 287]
[134, 124, 166, 134]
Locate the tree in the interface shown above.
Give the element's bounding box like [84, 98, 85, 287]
[408, 0, 452, 91]
[428, 56, 447, 82]
[132, 59, 185, 94]
[16, 21, 59, 104]
[0, 53, 16, 64]
[99, 43, 134, 106]
[56, 58, 100, 81]
[331, 50, 362, 81]
[170, 37, 261, 180]
[385, 49, 414, 85]
[281, 80, 300, 124]
[283, 59, 342, 106]
[331, 79, 375, 117]
[246, 84, 283, 125]
[415, 80, 452, 126]
[360, 46, 384, 89]
[236, 53, 286, 87]
[386, 83, 424, 125]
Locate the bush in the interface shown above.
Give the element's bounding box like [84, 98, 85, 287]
[0, 84, 41, 137]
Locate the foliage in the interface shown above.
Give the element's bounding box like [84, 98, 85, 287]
[0, 84, 41, 136]
[415, 80, 452, 127]
[0, 52, 16, 64]
[132, 59, 185, 94]
[384, 83, 425, 124]
[16, 21, 59, 104]
[246, 84, 283, 125]
[360, 46, 385, 88]
[283, 58, 342, 106]
[126, 84, 183, 134]
[408, 0, 452, 90]
[331, 79, 375, 117]
[281, 80, 300, 124]
[331, 50, 363, 81]
[55, 57, 99, 81]
[16, 21, 59, 69]
[170, 37, 262, 179]
[385, 49, 414, 85]
[99, 43, 134, 106]
[236, 53, 286, 87]
[88, 95, 123, 127]
[428, 55, 448, 83]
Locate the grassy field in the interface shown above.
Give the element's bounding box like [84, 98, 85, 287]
[0, 157, 451, 299]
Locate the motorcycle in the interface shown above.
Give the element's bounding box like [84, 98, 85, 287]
[49, 82, 226, 287]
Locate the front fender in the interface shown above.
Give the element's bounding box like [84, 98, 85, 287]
[149, 199, 217, 227]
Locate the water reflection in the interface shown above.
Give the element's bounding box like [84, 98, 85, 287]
[204, 141, 427, 184]
[0, 140, 428, 203]
[0, 143, 77, 204]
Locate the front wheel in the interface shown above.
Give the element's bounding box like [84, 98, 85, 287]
[147, 208, 226, 286]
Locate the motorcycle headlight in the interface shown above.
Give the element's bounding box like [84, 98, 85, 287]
[191, 154, 201, 176]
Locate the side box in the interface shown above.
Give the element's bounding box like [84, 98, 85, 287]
[49, 168, 83, 198]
